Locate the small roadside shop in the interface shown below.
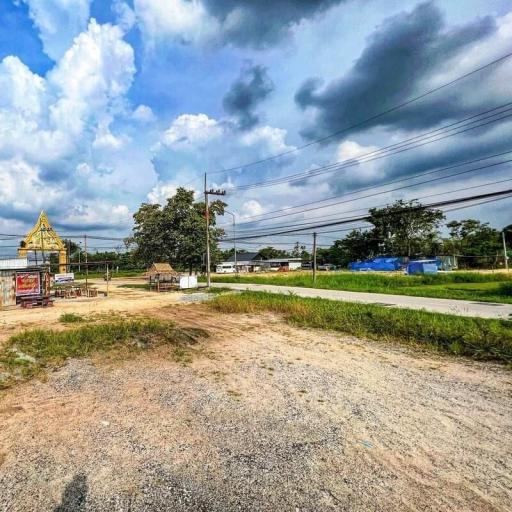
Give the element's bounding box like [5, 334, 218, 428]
[0, 260, 52, 309]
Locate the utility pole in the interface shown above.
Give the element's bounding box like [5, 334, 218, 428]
[503, 230, 509, 272]
[204, 173, 226, 287]
[106, 262, 109, 297]
[67, 239, 71, 273]
[313, 232, 317, 285]
[225, 211, 237, 273]
[84, 234, 88, 291]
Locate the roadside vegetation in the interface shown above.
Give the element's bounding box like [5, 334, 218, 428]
[59, 313, 85, 323]
[210, 271, 512, 303]
[0, 318, 207, 389]
[210, 292, 512, 363]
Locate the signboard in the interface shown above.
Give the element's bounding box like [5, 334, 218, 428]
[180, 276, 198, 289]
[16, 272, 41, 296]
[55, 273, 75, 285]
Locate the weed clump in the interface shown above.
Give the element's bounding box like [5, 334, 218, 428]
[210, 292, 512, 363]
[59, 313, 85, 324]
[0, 318, 208, 388]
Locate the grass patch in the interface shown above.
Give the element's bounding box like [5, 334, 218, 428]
[210, 291, 512, 364]
[59, 313, 85, 324]
[210, 271, 512, 304]
[0, 318, 208, 388]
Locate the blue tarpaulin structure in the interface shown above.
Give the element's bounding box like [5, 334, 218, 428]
[349, 257, 403, 272]
[407, 260, 438, 274]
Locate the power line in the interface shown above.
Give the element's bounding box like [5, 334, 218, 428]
[230, 104, 512, 191]
[220, 150, 512, 227]
[221, 188, 512, 240]
[229, 159, 512, 235]
[207, 51, 512, 175]
[219, 149, 512, 227]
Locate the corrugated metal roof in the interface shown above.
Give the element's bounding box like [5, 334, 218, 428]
[0, 257, 29, 270]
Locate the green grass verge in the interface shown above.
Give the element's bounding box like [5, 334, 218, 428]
[210, 291, 512, 363]
[0, 318, 207, 388]
[59, 313, 85, 323]
[210, 271, 512, 303]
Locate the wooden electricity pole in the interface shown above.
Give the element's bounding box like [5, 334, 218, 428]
[204, 173, 226, 288]
[84, 234, 88, 291]
[205, 173, 211, 287]
[313, 232, 317, 285]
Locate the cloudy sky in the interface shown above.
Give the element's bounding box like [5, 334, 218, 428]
[0, 0, 511, 251]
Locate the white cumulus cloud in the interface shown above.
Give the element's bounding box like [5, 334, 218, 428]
[134, 0, 218, 47]
[132, 104, 156, 123]
[22, 0, 92, 61]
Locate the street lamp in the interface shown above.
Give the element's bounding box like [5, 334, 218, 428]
[503, 229, 510, 272]
[78, 241, 82, 272]
[224, 210, 237, 273]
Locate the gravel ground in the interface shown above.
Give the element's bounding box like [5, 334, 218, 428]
[0, 306, 511, 511]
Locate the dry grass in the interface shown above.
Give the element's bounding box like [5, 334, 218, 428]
[210, 292, 512, 363]
[0, 318, 208, 388]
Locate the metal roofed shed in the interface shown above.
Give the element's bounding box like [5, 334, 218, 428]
[260, 258, 303, 272]
[0, 257, 29, 270]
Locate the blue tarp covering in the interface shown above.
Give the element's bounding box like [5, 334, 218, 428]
[349, 257, 403, 272]
[407, 260, 438, 274]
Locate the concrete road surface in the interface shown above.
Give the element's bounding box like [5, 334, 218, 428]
[212, 282, 512, 319]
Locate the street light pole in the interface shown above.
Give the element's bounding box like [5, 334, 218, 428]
[225, 211, 237, 273]
[503, 230, 509, 272]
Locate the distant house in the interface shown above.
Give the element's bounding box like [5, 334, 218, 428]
[216, 253, 302, 273]
[216, 252, 263, 273]
[261, 258, 302, 272]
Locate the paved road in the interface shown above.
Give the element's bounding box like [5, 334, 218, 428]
[212, 282, 512, 319]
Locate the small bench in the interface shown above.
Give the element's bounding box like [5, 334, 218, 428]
[20, 296, 54, 309]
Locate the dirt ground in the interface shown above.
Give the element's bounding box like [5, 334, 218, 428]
[0, 296, 511, 511]
[0, 278, 198, 346]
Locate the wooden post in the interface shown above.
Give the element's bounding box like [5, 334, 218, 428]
[106, 262, 109, 297]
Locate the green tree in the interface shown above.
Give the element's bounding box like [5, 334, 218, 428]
[129, 188, 226, 272]
[291, 241, 310, 260]
[330, 231, 378, 267]
[445, 219, 501, 268]
[503, 224, 512, 246]
[368, 200, 444, 257]
[259, 246, 289, 260]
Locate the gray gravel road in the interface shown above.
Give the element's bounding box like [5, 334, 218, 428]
[1, 307, 511, 511]
[212, 282, 512, 319]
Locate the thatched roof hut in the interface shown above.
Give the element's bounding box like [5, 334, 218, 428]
[144, 263, 180, 279]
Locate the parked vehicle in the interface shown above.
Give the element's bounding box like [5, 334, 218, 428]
[318, 264, 336, 271]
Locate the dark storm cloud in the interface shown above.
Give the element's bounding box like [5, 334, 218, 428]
[223, 64, 274, 130]
[324, 122, 512, 195]
[295, 1, 498, 140]
[203, 0, 345, 47]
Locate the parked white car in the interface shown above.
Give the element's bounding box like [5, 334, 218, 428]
[216, 264, 236, 274]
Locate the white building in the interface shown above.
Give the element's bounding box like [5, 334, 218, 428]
[216, 253, 302, 273]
